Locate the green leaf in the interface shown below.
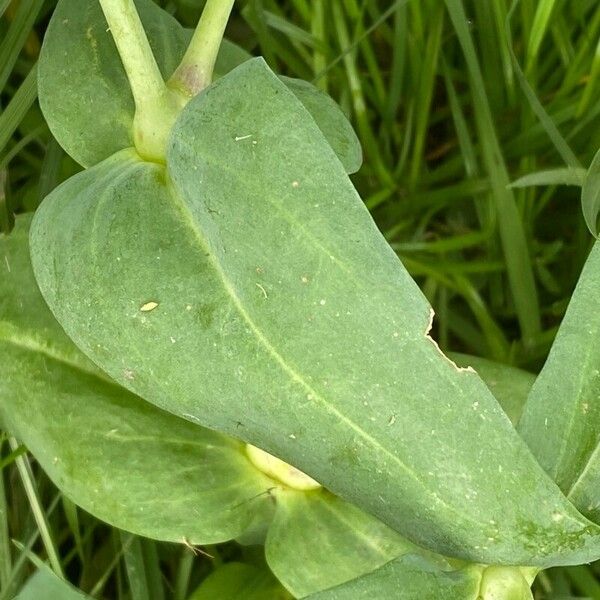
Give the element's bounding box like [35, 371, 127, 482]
[281, 76, 362, 174]
[188, 562, 291, 600]
[509, 168, 586, 189]
[0, 216, 274, 545]
[305, 556, 482, 600]
[15, 567, 90, 600]
[519, 241, 600, 518]
[265, 491, 428, 598]
[31, 58, 600, 567]
[449, 353, 535, 425]
[38, 0, 360, 172]
[1, 216, 447, 595]
[582, 148, 600, 237]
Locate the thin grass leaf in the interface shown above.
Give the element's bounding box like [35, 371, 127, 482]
[525, 0, 558, 74]
[0, 65, 37, 154]
[8, 438, 64, 578]
[0, 440, 11, 591]
[0, 0, 43, 93]
[507, 0, 581, 169]
[510, 167, 587, 188]
[445, 0, 541, 345]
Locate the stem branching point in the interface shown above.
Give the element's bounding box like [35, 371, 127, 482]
[98, 0, 183, 162]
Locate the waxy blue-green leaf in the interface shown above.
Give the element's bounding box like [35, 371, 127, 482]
[188, 563, 291, 600]
[38, 0, 361, 173]
[30, 59, 600, 567]
[519, 241, 600, 518]
[0, 216, 274, 545]
[450, 353, 535, 425]
[15, 567, 91, 600]
[281, 76, 362, 174]
[266, 491, 427, 598]
[582, 148, 600, 237]
[2, 217, 433, 593]
[305, 555, 482, 600]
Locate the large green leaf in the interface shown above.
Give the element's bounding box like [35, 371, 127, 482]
[0, 216, 274, 545]
[265, 490, 427, 598]
[305, 555, 482, 600]
[38, 0, 360, 173]
[30, 59, 600, 566]
[2, 216, 441, 593]
[519, 241, 600, 518]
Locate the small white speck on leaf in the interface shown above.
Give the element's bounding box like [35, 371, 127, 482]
[186, 304, 192, 311]
[289, 434, 296, 439]
[301, 275, 309, 284]
[140, 301, 158, 312]
[292, 180, 300, 188]
[235, 134, 252, 141]
[388, 415, 396, 426]
[319, 299, 326, 306]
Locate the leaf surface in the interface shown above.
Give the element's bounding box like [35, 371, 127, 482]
[450, 353, 535, 425]
[30, 59, 600, 566]
[519, 241, 600, 519]
[304, 556, 481, 600]
[265, 491, 428, 598]
[281, 76, 362, 173]
[38, 0, 360, 172]
[0, 216, 273, 545]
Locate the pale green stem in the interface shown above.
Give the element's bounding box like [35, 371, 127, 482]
[98, 0, 164, 110]
[169, 0, 236, 97]
[98, 0, 183, 162]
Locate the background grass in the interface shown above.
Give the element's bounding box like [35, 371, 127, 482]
[1, 0, 600, 597]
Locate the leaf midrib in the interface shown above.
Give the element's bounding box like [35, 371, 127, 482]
[165, 175, 488, 534]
